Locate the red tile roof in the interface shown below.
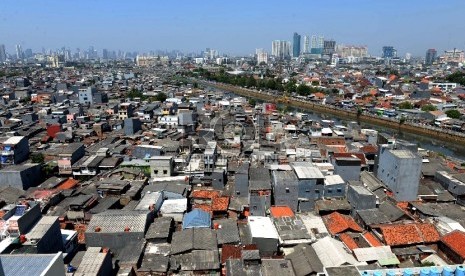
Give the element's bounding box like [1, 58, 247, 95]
[191, 190, 220, 199]
[339, 233, 359, 251]
[441, 230, 465, 259]
[212, 196, 229, 211]
[363, 232, 383, 247]
[379, 223, 440, 246]
[322, 212, 363, 235]
[270, 206, 295, 218]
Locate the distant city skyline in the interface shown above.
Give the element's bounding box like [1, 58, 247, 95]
[1, 0, 465, 57]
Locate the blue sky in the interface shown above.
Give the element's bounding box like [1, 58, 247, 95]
[1, 0, 464, 56]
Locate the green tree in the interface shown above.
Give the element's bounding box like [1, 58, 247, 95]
[446, 71, 465, 86]
[446, 109, 462, 119]
[248, 98, 256, 106]
[155, 92, 168, 102]
[31, 153, 45, 164]
[398, 101, 413, 109]
[284, 81, 297, 93]
[296, 84, 311, 96]
[246, 76, 257, 88]
[421, 104, 437, 112]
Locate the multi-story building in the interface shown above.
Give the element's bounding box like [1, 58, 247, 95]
[256, 49, 268, 64]
[303, 35, 309, 54]
[0, 44, 6, 62]
[425, 48, 437, 65]
[78, 87, 99, 105]
[118, 103, 134, 120]
[323, 40, 336, 56]
[442, 49, 465, 63]
[382, 46, 397, 59]
[0, 136, 29, 165]
[15, 44, 23, 60]
[376, 147, 422, 201]
[271, 40, 291, 59]
[292, 32, 301, 57]
[336, 45, 368, 59]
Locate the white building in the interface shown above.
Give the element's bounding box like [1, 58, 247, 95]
[272, 40, 291, 59]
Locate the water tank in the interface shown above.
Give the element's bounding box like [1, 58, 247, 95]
[442, 267, 454, 276]
[403, 268, 413, 276]
[456, 266, 465, 276]
[373, 272, 383, 276]
[361, 272, 370, 276]
[420, 268, 430, 276]
[387, 271, 396, 276]
[430, 267, 440, 276]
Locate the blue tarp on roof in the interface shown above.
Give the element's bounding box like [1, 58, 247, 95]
[182, 209, 211, 229]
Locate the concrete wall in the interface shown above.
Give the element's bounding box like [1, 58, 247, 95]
[18, 203, 42, 234]
[347, 185, 376, 211]
[334, 164, 360, 182]
[44, 252, 66, 276]
[0, 165, 43, 190]
[252, 237, 278, 256]
[377, 149, 421, 201]
[37, 218, 64, 254]
[272, 172, 299, 212]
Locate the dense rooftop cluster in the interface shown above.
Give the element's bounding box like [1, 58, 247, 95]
[0, 61, 464, 275]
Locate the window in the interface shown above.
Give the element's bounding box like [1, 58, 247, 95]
[305, 189, 310, 193]
[253, 206, 257, 210]
[315, 190, 320, 193]
[163, 170, 167, 175]
[236, 191, 240, 195]
[154, 170, 158, 175]
[337, 188, 342, 193]
[285, 188, 290, 193]
[327, 188, 333, 193]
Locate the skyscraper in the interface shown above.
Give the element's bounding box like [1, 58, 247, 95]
[0, 44, 6, 62]
[303, 35, 309, 54]
[323, 40, 336, 56]
[382, 46, 397, 58]
[292, 32, 301, 57]
[310, 35, 324, 55]
[425, 49, 437, 65]
[15, 44, 23, 60]
[271, 40, 291, 59]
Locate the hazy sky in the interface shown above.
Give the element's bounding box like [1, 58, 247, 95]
[1, 0, 464, 56]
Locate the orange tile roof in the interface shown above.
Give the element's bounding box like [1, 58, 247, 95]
[191, 190, 220, 199]
[441, 230, 465, 259]
[212, 196, 229, 211]
[270, 206, 295, 218]
[339, 233, 359, 251]
[363, 232, 383, 247]
[193, 204, 212, 212]
[379, 223, 440, 246]
[322, 212, 363, 235]
[360, 145, 378, 154]
[318, 137, 346, 146]
[56, 178, 79, 190]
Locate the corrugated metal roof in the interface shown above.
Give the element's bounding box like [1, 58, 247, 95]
[0, 253, 61, 276]
[182, 209, 211, 229]
[86, 210, 148, 233]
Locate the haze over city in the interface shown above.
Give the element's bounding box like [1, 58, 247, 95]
[1, 0, 465, 56]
